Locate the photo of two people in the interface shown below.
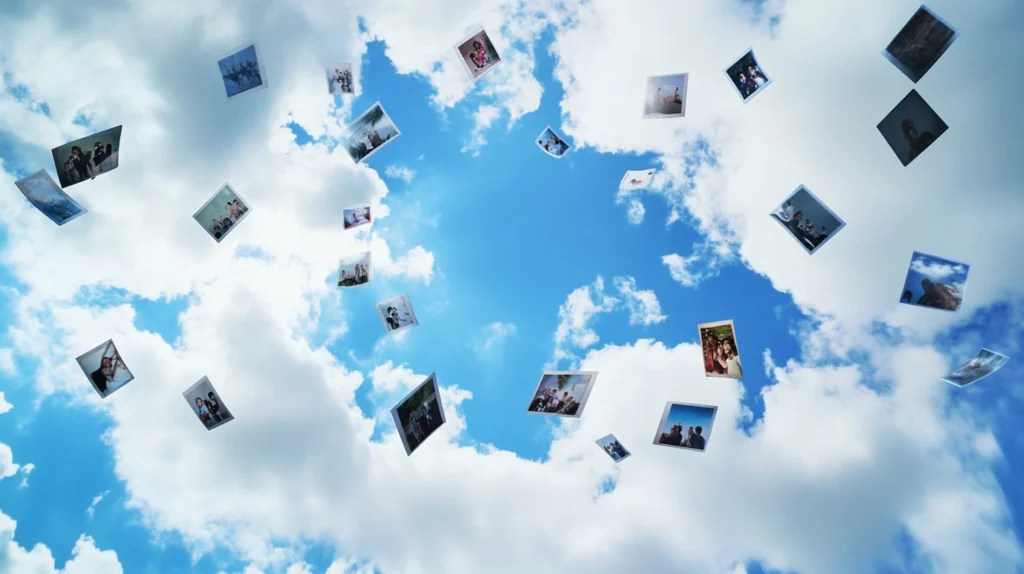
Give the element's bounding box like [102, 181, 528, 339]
[941, 348, 1010, 388]
[218, 44, 266, 99]
[725, 49, 771, 102]
[884, 5, 958, 84]
[653, 402, 718, 453]
[770, 185, 846, 255]
[50, 125, 123, 189]
[343, 204, 371, 230]
[326, 63, 354, 95]
[192, 183, 252, 243]
[535, 126, 570, 159]
[699, 320, 743, 379]
[899, 251, 968, 312]
[376, 294, 419, 335]
[642, 73, 687, 119]
[75, 339, 135, 399]
[595, 433, 631, 463]
[14, 170, 88, 226]
[525, 371, 598, 419]
[182, 376, 234, 431]
[391, 373, 447, 456]
[341, 102, 402, 164]
[454, 28, 503, 81]
[337, 251, 371, 288]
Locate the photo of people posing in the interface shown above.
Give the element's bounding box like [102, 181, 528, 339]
[525, 371, 598, 419]
[454, 28, 503, 81]
[15, 170, 88, 226]
[341, 102, 402, 164]
[337, 251, 371, 288]
[619, 169, 656, 191]
[884, 5, 958, 84]
[643, 73, 688, 119]
[182, 376, 234, 431]
[75, 339, 135, 399]
[192, 183, 252, 243]
[326, 63, 355, 95]
[375, 293, 419, 335]
[899, 251, 968, 312]
[50, 125, 122, 189]
[596, 433, 631, 463]
[770, 185, 846, 255]
[725, 49, 772, 102]
[877, 89, 948, 167]
[343, 204, 371, 230]
[699, 319, 743, 379]
[941, 348, 1010, 388]
[218, 44, 266, 99]
[391, 373, 447, 456]
[535, 126, 570, 159]
[653, 402, 718, 453]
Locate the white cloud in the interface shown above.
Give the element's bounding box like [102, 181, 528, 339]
[461, 104, 501, 155]
[18, 463, 34, 489]
[625, 198, 645, 225]
[0, 392, 11, 415]
[909, 256, 968, 281]
[383, 164, 416, 183]
[0, 348, 14, 376]
[0, 511, 123, 574]
[0, 443, 18, 481]
[612, 276, 667, 326]
[86, 490, 110, 519]
[471, 321, 517, 361]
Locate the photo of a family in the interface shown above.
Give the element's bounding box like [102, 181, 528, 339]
[725, 49, 771, 102]
[699, 320, 743, 379]
[391, 373, 447, 456]
[941, 348, 1010, 388]
[343, 204, 371, 230]
[653, 402, 717, 453]
[770, 185, 846, 255]
[337, 251, 371, 288]
[596, 434, 631, 463]
[376, 293, 419, 335]
[342, 102, 401, 164]
[899, 251, 968, 312]
[75, 339, 134, 399]
[884, 5, 958, 84]
[218, 44, 266, 99]
[877, 89, 948, 167]
[454, 28, 502, 81]
[643, 73, 688, 119]
[326, 63, 354, 95]
[619, 169, 656, 191]
[192, 183, 252, 243]
[183, 376, 234, 431]
[50, 125, 122, 189]
[15, 170, 87, 226]
[535, 126, 570, 159]
[525, 371, 598, 419]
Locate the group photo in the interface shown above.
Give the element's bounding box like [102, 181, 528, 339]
[183, 376, 234, 431]
[14, 169, 87, 226]
[75, 339, 134, 399]
[50, 125, 123, 189]
[899, 251, 968, 312]
[218, 43, 266, 99]
[376, 294, 419, 335]
[192, 183, 252, 243]
[526, 371, 598, 419]
[454, 28, 502, 81]
[619, 169, 656, 191]
[642, 73, 688, 119]
[725, 49, 771, 102]
[337, 251, 371, 288]
[942, 348, 1010, 388]
[654, 402, 718, 453]
[326, 63, 354, 95]
[877, 89, 948, 167]
[770, 185, 846, 255]
[596, 434, 631, 463]
[699, 319, 743, 379]
[342, 102, 401, 164]
[391, 373, 447, 456]
[343, 204, 371, 230]
[536, 126, 570, 159]
[884, 5, 958, 84]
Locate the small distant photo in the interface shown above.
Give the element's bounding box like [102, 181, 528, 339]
[770, 185, 846, 255]
[536, 126, 570, 159]
[326, 63, 355, 95]
[596, 433, 631, 463]
[193, 183, 252, 243]
[699, 319, 743, 379]
[643, 73, 688, 119]
[14, 170, 87, 226]
[942, 349, 1010, 388]
[653, 402, 718, 453]
[525, 371, 598, 419]
[183, 376, 235, 431]
[343, 204, 371, 230]
[899, 251, 968, 312]
[619, 169, 656, 191]
[337, 251, 371, 288]
[391, 373, 447, 456]
[376, 293, 419, 335]
[454, 28, 502, 81]
[51, 125, 122, 189]
[725, 49, 771, 102]
[342, 102, 401, 164]
[218, 43, 266, 99]
[884, 5, 958, 84]
[75, 339, 134, 399]
[877, 89, 948, 167]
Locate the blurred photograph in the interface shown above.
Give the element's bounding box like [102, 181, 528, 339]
[884, 5, 958, 83]
[899, 251, 968, 312]
[183, 376, 235, 431]
[391, 373, 447, 456]
[653, 402, 718, 453]
[14, 170, 87, 226]
[619, 169, 656, 191]
[218, 43, 266, 99]
[75, 339, 134, 399]
[725, 49, 771, 102]
[342, 102, 401, 164]
[525, 371, 598, 419]
[376, 293, 419, 335]
[596, 433, 631, 462]
[326, 63, 355, 95]
[455, 28, 502, 81]
[942, 348, 1010, 388]
[193, 183, 252, 243]
[699, 320, 743, 379]
[343, 204, 372, 230]
[536, 126, 570, 159]
[51, 125, 122, 189]
[877, 89, 948, 166]
[643, 73, 688, 119]
[337, 251, 371, 288]
[770, 185, 846, 255]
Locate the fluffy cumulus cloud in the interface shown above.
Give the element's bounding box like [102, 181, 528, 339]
[0, 512, 124, 574]
[383, 163, 416, 183]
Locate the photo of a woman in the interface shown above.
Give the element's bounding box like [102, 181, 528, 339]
[183, 376, 235, 431]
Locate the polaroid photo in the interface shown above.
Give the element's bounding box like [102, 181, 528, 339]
[14, 170, 88, 226]
[899, 251, 968, 312]
[341, 102, 402, 164]
[337, 251, 371, 288]
[535, 125, 570, 160]
[343, 203, 372, 230]
[50, 125, 123, 189]
[884, 5, 958, 84]
[596, 433, 631, 463]
[525, 370, 598, 419]
[877, 89, 948, 167]
[643, 73, 688, 119]
[376, 293, 419, 335]
[770, 185, 846, 255]
[75, 339, 135, 399]
[653, 401, 718, 453]
[326, 63, 355, 95]
[619, 169, 657, 191]
[454, 27, 503, 81]
[218, 43, 267, 99]
[192, 183, 252, 243]
[942, 348, 1010, 388]
[183, 376, 235, 431]
[698, 320, 743, 379]
[724, 48, 772, 103]
[391, 373, 447, 456]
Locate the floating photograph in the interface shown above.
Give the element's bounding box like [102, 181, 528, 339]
[653, 401, 718, 453]
[877, 89, 948, 167]
[884, 5, 958, 83]
[75, 339, 134, 399]
[899, 251, 968, 312]
[50, 125, 122, 189]
[391, 373, 447, 456]
[218, 43, 266, 99]
[619, 169, 656, 191]
[725, 49, 772, 102]
[183, 376, 235, 431]
[341, 102, 401, 164]
[643, 73, 688, 119]
[192, 183, 252, 243]
[525, 371, 598, 419]
[698, 319, 743, 379]
[770, 185, 846, 255]
[326, 63, 355, 95]
[941, 348, 1010, 388]
[595, 433, 631, 463]
[14, 170, 87, 226]
[376, 293, 419, 335]
[454, 28, 503, 81]
[536, 126, 570, 159]
[343, 203, 371, 230]
[337, 251, 371, 288]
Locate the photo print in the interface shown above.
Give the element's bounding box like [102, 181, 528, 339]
[183, 376, 234, 431]
[75, 339, 134, 399]
[454, 27, 502, 81]
[877, 89, 948, 167]
[643, 73, 688, 119]
[884, 5, 958, 84]
[192, 183, 252, 243]
[899, 251, 968, 312]
[14, 170, 87, 226]
[342, 102, 401, 164]
[51, 125, 122, 189]
[337, 251, 371, 288]
[941, 349, 1010, 388]
[535, 126, 570, 159]
[326, 63, 355, 95]
[619, 169, 656, 191]
[653, 402, 718, 453]
[698, 319, 743, 379]
[596, 433, 631, 463]
[725, 49, 772, 102]
[525, 371, 598, 419]
[343, 203, 371, 230]
[218, 43, 266, 99]
[391, 373, 447, 456]
[770, 185, 846, 255]
[376, 293, 419, 335]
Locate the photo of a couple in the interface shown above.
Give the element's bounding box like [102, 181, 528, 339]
[192, 183, 252, 243]
[654, 402, 718, 453]
[326, 63, 354, 95]
[899, 251, 968, 312]
[535, 126, 570, 159]
[376, 294, 419, 335]
[50, 125, 123, 189]
[218, 44, 266, 99]
[699, 320, 743, 379]
[596, 434, 631, 463]
[15, 170, 88, 226]
[337, 251, 371, 288]
[770, 185, 846, 255]
[884, 5, 958, 84]
[643, 73, 687, 119]
[342, 102, 402, 164]
[877, 89, 948, 167]
[526, 371, 598, 419]
[454, 28, 502, 81]
[725, 49, 771, 102]
[391, 373, 447, 456]
[75, 339, 135, 399]
[343, 204, 371, 230]
[183, 376, 234, 431]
